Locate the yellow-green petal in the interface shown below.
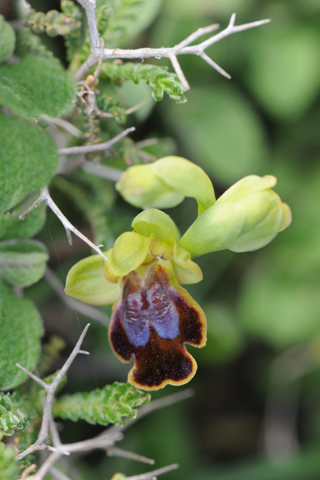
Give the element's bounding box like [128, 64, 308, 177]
[179, 203, 245, 257]
[65, 254, 121, 305]
[104, 232, 152, 279]
[173, 247, 203, 284]
[132, 208, 180, 242]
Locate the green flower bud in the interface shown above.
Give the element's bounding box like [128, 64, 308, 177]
[179, 175, 292, 256]
[116, 156, 215, 214]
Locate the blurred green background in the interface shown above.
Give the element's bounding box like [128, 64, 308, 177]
[3, 0, 320, 478]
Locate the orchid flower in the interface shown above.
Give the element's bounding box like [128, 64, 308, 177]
[65, 157, 291, 391]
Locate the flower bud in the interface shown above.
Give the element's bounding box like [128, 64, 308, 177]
[179, 175, 292, 256]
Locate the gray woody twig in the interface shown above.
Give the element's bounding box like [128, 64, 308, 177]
[16, 324, 91, 462]
[19, 188, 108, 262]
[58, 126, 135, 155]
[75, 6, 270, 88]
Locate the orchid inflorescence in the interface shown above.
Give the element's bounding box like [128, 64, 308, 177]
[65, 157, 291, 391]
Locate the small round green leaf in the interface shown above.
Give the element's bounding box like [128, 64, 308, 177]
[0, 55, 76, 118]
[0, 16, 15, 63]
[0, 239, 49, 287]
[0, 114, 58, 212]
[0, 281, 43, 390]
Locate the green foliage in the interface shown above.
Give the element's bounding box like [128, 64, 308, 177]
[53, 172, 116, 246]
[100, 62, 186, 103]
[245, 23, 320, 120]
[0, 56, 76, 118]
[0, 239, 48, 287]
[15, 27, 54, 59]
[0, 204, 47, 242]
[0, 281, 43, 391]
[26, 8, 80, 37]
[99, 0, 162, 48]
[0, 393, 27, 438]
[0, 16, 15, 63]
[0, 115, 58, 212]
[0, 443, 19, 480]
[53, 382, 150, 426]
[165, 84, 268, 183]
[61, 0, 83, 62]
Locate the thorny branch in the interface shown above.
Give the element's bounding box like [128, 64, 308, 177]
[19, 187, 109, 262]
[75, 0, 101, 80]
[75, 3, 270, 88]
[16, 324, 91, 462]
[58, 126, 135, 155]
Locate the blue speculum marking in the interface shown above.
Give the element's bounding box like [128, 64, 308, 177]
[147, 283, 179, 340]
[121, 266, 180, 347]
[123, 295, 150, 347]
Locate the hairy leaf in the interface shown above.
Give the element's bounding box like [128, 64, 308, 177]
[0, 281, 43, 391]
[0, 55, 76, 118]
[100, 62, 186, 103]
[0, 204, 46, 241]
[0, 393, 27, 438]
[53, 382, 150, 426]
[98, 0, 162, 48]
[0, 114, 58, 212]
[0, 16, 15, 63]
[0, 239, 48, 287]
[0, 443, 19, 480]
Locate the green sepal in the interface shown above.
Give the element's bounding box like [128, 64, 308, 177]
[65, 254, 121, 305]
[151, 156, 216, 214]
[229, 205, 284, 252]
[180, 175, 292, 257]
[218, 175, 277, 202]
[117, 156, 215, 213]
[132, 208, 180, 243]
[116, 163, 183, 209]
[179, 203, 245, 257]
[0, 239, 48, 287]
[103, 232, 152, 282]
